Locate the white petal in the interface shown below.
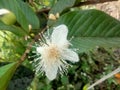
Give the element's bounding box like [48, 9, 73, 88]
[36, 47, 43, 54]
[61, 49, 79, 62]
[51, 24, 68, 46]
[0, 9, 10, 15]
[45, 63, 58, 80]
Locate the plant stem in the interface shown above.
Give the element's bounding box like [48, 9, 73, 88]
[19, 26, 47, 64]
[88, 67, 120, 90]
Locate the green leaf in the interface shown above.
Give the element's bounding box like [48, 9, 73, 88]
[83, 84, 90, 90]
[17, 0, 40, 29]
[0, 62, 18, 90]
[0, 0, 28, 31]
[49, 0, 76, 14]
[0, 21, 27, 37]
[48, 0, 76, 26]
[55, 9, 120, 53]
[72, 37, 120, 53]
[61, 76, 69, 85]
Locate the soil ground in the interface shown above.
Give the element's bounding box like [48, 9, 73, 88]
[95, 0, 120, 20]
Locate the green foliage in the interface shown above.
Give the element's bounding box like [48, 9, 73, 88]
[0, 0, 29, 31]
[48, 0, 76, 26]
[55, 9, 120, 53]
[83, 84, 90, 90]
[0, 31, 27, 62]
[0, 0, 120, 90]
[17, 0, 39, 29]
[0, 0, 39, 32]
[0, 12, 16, 25]
[0, 21, 27, 37]
[0, 62, 18, 90]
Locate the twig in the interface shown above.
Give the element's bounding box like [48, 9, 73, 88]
[19, 27, 47, 64]
[88, 67, 120, 90]
[36, 8, 50, 14]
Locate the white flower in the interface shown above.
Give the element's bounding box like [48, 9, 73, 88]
[35, 24, 79, 80]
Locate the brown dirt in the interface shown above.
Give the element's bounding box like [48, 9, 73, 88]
[95, 0, 120, 20]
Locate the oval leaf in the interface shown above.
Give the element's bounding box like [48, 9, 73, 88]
[0, 0, 28, 31]
[17, 0, 40, 29]
[0, 62, 18, 90]
[55, 9, 120, 53]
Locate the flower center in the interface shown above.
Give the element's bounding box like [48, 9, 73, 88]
[43, 44, 60, 60]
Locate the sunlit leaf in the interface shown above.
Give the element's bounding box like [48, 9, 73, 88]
[72, 37, 120, 53]
[0, 62, 18, 90]
[83, 84, 90, 90]
[49, 0, 76, 14]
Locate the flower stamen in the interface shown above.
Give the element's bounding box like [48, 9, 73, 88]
[32, 24, 79, 80]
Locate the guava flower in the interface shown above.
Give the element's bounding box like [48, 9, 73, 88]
[35, 24, 79, 80]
